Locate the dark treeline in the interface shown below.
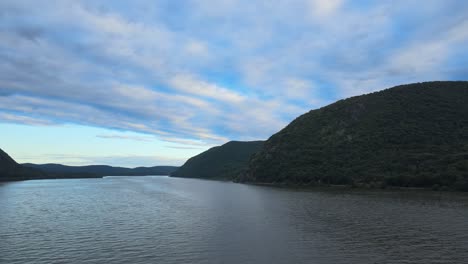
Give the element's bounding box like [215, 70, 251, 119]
[23, 163, 178, 178]
[171, 141, 264, 180]
[241, 81, 468, 191]
[0, 148, 178, 181]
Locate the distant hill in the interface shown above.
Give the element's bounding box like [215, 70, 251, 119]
[171, 141, 264, 180]
[1, 148, 178, 181]
[0, 148, 18, 176]
[242, 81, 468, 191]
[0, 148, 45, 181]
[22, 163, 178, 177]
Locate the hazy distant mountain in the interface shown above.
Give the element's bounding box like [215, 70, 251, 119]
[22, 163, 178, 177]
[171, 141, 264, 180]
[1, 148, 178, 181]
[0, 148, 45, 181]
[241, 81, 468, 191]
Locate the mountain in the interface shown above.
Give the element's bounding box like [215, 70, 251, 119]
[171, 141, 264, 180]
[1, 148, 177, 181]
[0, 148, 18, 177]
[22, 163, 178, 177]
[0, 148, 45, 181]
[241, 81, 468, 191]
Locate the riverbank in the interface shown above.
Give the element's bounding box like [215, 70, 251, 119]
[242, 181, 468, 193]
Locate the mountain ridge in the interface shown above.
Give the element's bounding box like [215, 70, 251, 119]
[0, 148, 46, 181]
[1, 148, 178, 181]
[23, 163, 178, 177]
[240, 81, 468, 191]
[171, 140, 264, 180]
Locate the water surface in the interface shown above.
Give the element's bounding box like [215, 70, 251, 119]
[1, 176, 467, 264]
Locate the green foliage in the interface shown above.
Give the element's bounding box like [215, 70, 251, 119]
[242, 81, 468, 191]
[171, 141, 264, 180]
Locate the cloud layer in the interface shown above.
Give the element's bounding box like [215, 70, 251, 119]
[1, 0, 468, 147]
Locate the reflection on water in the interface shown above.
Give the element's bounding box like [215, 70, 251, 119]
[1, 176, 467, 264]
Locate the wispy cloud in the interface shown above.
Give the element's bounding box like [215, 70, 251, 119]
[96, 134, 153, 142]
[165, 145, 206, 150]
[308, 0, 344, 19]
[169, 74, 245, 103]
[1, 0, 467, 150]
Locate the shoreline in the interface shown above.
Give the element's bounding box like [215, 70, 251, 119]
[2, 175, 466, 193]
[241, 181, 468, 193]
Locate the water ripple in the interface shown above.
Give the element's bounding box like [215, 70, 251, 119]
[1, 177, 467, 264]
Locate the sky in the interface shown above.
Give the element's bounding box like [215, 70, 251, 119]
[1, 0, 468, 167]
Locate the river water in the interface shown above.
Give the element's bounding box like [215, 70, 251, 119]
[1, 176, 467, 264]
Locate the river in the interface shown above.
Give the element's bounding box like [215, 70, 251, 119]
[1, 176, 467, 264]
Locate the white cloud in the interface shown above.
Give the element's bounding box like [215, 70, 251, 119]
[282, 77, 316, 99]
[308, 0, 344, 19]
[1, 0, 468, 153]
[96, 134, 154, 142]
[389, 19, 468, 77]
[184, 40, 209, 57]
[169, 74, 245, 103]
[0, 113, 56, 126]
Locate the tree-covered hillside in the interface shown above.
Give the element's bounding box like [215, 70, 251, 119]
[0, 148, 45, 181]
[242, 82, 468, 191]
[171, 141, 264, 180]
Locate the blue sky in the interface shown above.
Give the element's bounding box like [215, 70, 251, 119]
[1, 0, 468, 167]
